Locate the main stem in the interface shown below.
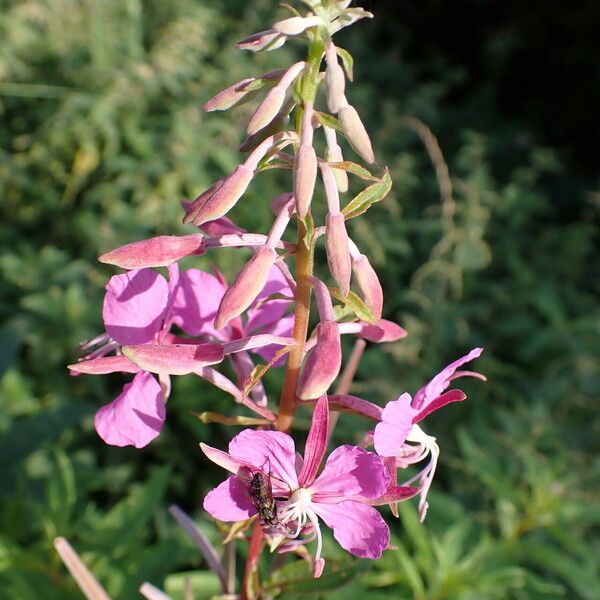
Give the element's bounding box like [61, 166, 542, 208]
[275, 35, 323, 433]
[275, 219, 313, 431]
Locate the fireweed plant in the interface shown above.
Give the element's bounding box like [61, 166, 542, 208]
[62, 1, 485, 597]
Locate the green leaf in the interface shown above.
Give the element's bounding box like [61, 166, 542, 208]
[342, 168, 393, 219]
[194, 412, 269, 426]
[315, 111, 343, 132]
[335, 46, 354, 81]
[330, 289, 377, 324]
[328, 161, 378, 181]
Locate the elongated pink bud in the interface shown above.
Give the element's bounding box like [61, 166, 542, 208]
[237, 29, 286, 52]
[272, 15, 322, 36]
[325, 42, 346, 114]
[352, 253, 383, 319]
[204, 78, 256, 112]
[99, 234, 204, 269]
[247, 87, 286, 135]
[293, 145, 317, 218]
[338, 104, 375, 164]
[324, 126, 349, 193]
[122, 343, 224, 375]
[186, 165, 254, 226]
[326, 213, 351, 296]
[183, 178, 225, 225]
[247, 62, 305, 136]
[214, 246, 277, 329]
[297, 321, 342, 400]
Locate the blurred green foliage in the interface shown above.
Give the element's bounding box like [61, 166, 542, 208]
[1, 0, 598, 598]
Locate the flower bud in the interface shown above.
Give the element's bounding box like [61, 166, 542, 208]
[326, 213, 351, 296]
[237, 29, 286, 52]
[325, 43, 346, 114]
[204, 78, 256, 112]
[352, 253, 383, 319]
[99, 234, 205, 270]
[247, 86, 286, 136]
[272, 16, 322, 36]
[297, 321, 342, 400]
[185, 165, 254, 226]
[325, 141, 349, 193]
[215, 246, 277, 329]
[293, 144, 317, 218]
[338, 104, 375, 164]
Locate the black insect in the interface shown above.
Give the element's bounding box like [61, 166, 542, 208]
[249, 470, 279, 527]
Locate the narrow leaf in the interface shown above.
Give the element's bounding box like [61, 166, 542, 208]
[342, 168, 393, 220]
[329, 289, 378, 324]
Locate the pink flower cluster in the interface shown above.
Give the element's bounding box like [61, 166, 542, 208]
[70, 0, 487, 584]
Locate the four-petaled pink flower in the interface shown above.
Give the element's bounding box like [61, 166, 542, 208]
[201, 396, 417, 576]
[374, 348, 486, 520]
[69, 263, 292, 447]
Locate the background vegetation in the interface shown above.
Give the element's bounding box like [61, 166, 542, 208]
[1, 0, 598, 598]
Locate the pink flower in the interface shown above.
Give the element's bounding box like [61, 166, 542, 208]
[70, 268, 178, 447]
[373, 348, 485, 520]
[70, 263, 293, 445]
[200, 396, 414, 576]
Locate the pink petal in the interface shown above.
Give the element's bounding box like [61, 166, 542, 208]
[298, 395, 329, 487]
[413, 347, 483, 410]
[200, 443, 247, 474]
[373, 393, 415, 457]
[203, 476, 256, 522]
[68, 355, 141, 375]
[103, 270, 169, 345]
[413, 389, 466, 423]
[94, 372, 165, 448]
[98, 234, 204, 269]
[122, 343, 224, 375]
[228, 430, 298, 492]
[312, 501, 389, 559]
[171, 269, 228, 339]
[245, 264, 293, 334]
[312, 445, 389, 501]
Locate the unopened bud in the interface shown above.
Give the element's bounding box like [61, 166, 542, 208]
[273, 16, 322, 36]
[326, 213, 352, 296]
[186, 165, 254, 226]
[352, 254, 383, 319]
[99, 234, 205, 270]
[214, 246, 277, 329]
[204, 78, 256, 112]
[293, 145, 317, 218]
[247, 87, 286, 136]
[325, 43, 346, 114]
[237, 29, 286, 52]
[324, 126, 349, 193]
[338, 104, 375, 164]
[297, 321, 342, 399]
